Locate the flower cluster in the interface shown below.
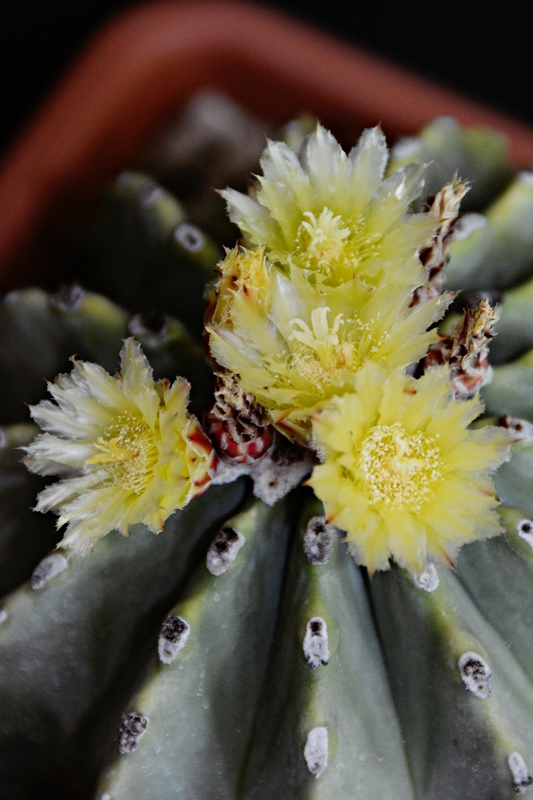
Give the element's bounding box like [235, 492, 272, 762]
[24, 123, 510, 572]
[207, 123, 509, 570]
[207, 126, 451, 442]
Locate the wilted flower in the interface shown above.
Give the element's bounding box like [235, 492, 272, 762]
[308, 363, 510, 573]
[24, 338, 216, 554]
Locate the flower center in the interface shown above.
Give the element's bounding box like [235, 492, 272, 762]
[85, 412, 158, 494]
[358, 422, 442, 511]
[292, 207, 382, 282]
[288, 307, 360, 391]
[297, 208, 350, 268]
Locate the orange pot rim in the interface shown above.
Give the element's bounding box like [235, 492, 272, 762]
[1, 0, 533, 285]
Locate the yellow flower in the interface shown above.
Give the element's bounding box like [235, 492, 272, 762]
[221, 124, 435, 290]
[208, 246, 448, 442]
[308, 363, 510, 573]
[208, 245, 269, 328]
[24, 338, 216, 554]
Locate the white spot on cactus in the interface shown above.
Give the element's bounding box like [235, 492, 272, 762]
[206, 527, 245, 576]
[497, 415, 533, 443]
[0, 427, 6, 449]
[391, 137, 421, 160]
[118, 712, 148, 754]
[128, 311, 168, 342]
[452, 212, 486, 241]
[50, 283, 86, 312]
[158, 615, 190, 664]
[303, 517, 337, 565]
[414, 563, 439, 592]
[518, 171, 533, 188]
[211, 459, 252, 486]
[518, 519, 533, 547]
[138, 182, 164, 206]
[508, 752, 533, 795]
[174, 222, 205, 253]
[458, 652, 491, 698]
[0, 608, 7, 625]
[304, 617, 329, 668]
[3, 291, 21, 306]
[304, 727, 329, 779]
[251, 440, 314, 506]
[31, 553, 68, 590]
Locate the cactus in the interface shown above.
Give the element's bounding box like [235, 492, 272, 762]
[2, 107, 533, 800]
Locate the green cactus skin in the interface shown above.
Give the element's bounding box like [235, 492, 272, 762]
[239, 498, 414, 800]
[388, 116, 512, 211]
[481, 351, 533, 421]
[99, 499, 294, 799]
[0, 476, 247, 798]
[447, 172, 533, 291]
[371, 560, 533, 799]
[84, 171, 223, 335]
[4, 113, 533, 800]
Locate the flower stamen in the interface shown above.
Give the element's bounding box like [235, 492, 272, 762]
[359, 423, 442, 511]
[85, 413, 158, 495]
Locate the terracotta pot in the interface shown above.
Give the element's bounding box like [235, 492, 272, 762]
[1, 0, 533, 289]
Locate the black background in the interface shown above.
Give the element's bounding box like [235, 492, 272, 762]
[1, 0, 530, 159]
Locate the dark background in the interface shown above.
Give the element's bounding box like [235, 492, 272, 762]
[0, 0, 530, 159]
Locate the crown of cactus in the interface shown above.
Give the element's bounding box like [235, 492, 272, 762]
[2, 107, 533, 799]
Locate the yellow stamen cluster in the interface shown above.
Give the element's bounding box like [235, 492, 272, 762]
[84, 413, 158, 495]
[358, 423, 442, 512]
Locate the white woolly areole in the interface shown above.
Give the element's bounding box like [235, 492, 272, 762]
[452, 213, 486, 241]
[31, 553, 68, 590]
[414, 563, 439, 592]
[158, 616, 191, 664]
[518, 519, 533, 548]
[504, 417, 533, 443]
[139, 183, 164, 207]
[303, 617, 329, 668]
[0, 608, 7, 625]
[518, 171, 533, 188]
[206, 527, 246, 576]
[251, 447, 314, 506]
[118, 712, 149, 755]
[508, 752, 533, 795]
[303, 517, 337, 565]
[458, 651, 491, 699]
[304, 727, 329, 779]
[174, 222, 205, 253]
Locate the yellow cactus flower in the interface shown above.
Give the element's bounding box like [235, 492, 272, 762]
[208, 245, 269, 328]
[208, 246, 449, 442]
[221, 124, 436, 290]
[308, 363, 510, 573]
[24, 338, 216, 554]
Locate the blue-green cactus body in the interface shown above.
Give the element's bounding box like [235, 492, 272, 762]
[2, 112, 533, 800]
